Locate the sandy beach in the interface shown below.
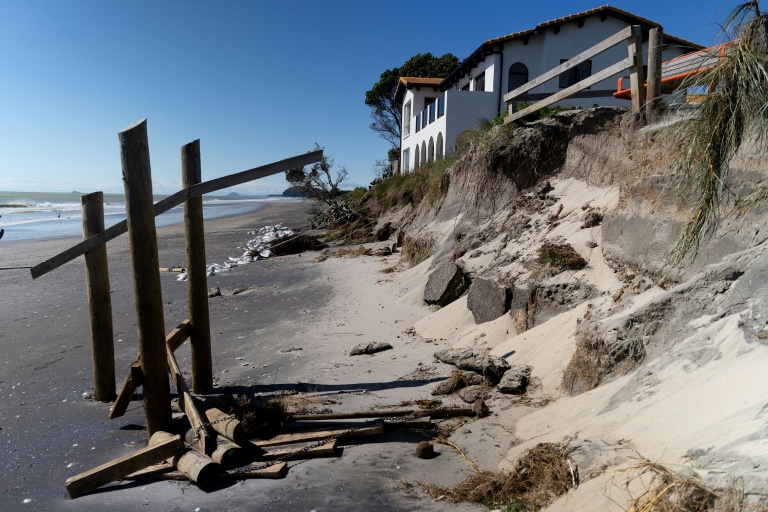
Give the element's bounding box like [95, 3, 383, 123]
[0, 201, 487, 511]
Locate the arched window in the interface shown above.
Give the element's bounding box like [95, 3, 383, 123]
[436, 132, 444, 159]
[508, 63, 529, 92]
[428, 137, 435, 163]
[421, 142, 427, 166]
[414, 147, 420, 170]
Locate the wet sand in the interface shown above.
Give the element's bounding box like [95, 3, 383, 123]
[0, 201, 483, 511]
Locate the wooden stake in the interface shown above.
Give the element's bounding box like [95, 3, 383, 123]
[81, 191, 116, 401]
[119, 119, 172, 437]
[149, 431, 221, 485]
[181, 140, 213, 394]
[166, 342, 211, 454]
[65, 432, 183, 498]
[628, 25, 646, 113]
[109, 320, 190, 419]
[646, 26, 664, 122]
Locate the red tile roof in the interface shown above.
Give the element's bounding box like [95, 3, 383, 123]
[395, 77, 444, 103]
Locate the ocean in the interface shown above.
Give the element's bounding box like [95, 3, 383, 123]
[0, 190, 293, 242]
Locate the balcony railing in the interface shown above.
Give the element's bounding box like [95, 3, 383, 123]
[414, 94, 445, 133]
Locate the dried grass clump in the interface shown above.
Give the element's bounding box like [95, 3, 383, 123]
[562, 332, 645, 394]
[582, 210, 604, 228]
[229, 395, 287, 440]
[401, 235, 435, 267]
[423, 442, 573, 510]
[315, 245, 369, 262]
[672, 2, 768, 266]
[538, 242, 587, 273]
[369, 156, 454, 214]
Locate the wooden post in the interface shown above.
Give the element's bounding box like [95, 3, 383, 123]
[81, 192, 116, 402]
[181, 140, 213, 394]
[119, 119, 172, 438]
[646, 26, 664, 122]
[628, 25, 646, 113]
[149, 431, 222, 484]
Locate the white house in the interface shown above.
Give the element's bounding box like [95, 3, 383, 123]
[396, 5, 702, 173]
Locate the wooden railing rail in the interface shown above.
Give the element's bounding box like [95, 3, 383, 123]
[30, 147, 323, 279]
[504, 25, 645, 123]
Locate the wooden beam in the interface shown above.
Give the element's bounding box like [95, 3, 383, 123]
[30, 149, 323, 279]
[231, 462, 287, 479]
[507, 57, 632, 123]
[120, 119, 172, 438]
[166, 341, 211, 453]
[289, 407, 477, 421]
[211, 439, 246, 469]
[65, 432, 183, 499]
[204, 407, 245, 444]
[81, 191, 116, 401]
[250, 423, 385, 448]
[252, 440, 337, 461]
[149, 431, 221, 485]
[628, 25, 646, 112]
[109, 320, 190, 419]
[181, 139, 213, 394]
[646, 26, 663, 122]
[504, 26, 632, 103]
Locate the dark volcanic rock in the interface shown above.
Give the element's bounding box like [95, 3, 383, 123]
[349, 342, 393, 356]
[458, 385, 488, 403]
[497, 365, 532, 395]
[374, 222, 393, 241]
[424, 262, 470, 306]
[431, 370, 487, 396]
[434, 347, 511, 385]
[467, 277, 512, 324]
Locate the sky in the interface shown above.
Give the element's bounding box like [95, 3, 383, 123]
[0, 0, 737, 195]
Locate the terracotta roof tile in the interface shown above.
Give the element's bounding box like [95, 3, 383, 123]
[398, 77, 444, 86]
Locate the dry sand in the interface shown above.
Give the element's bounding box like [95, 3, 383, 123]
[0, 201, 487, 511]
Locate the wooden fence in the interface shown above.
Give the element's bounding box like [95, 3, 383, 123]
[503, 25, 660, 123]
[31, 118, 322, 436]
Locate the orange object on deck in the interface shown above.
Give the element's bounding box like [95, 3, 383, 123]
[614, 41, 731, 100]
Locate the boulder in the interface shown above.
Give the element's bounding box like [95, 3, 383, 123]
[370, 246, 392, 257]
[208, 287, 221, 298]
[374, 222, 393, 241]
[434, 347, 511, 385]
[458, 385, 488, 403]
[497, 365, 532, 395]
[431, 370, 486, 396]
[471, 399, 490, 418]
[270, 234, 324, 256]
[424, 262, 470, 307]
[349, 342, 392, 356]
[467, 277, 511, 324]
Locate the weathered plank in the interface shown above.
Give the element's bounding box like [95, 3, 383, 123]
[166, 342, 211, 453]
[252, 440, 338, 460]
[65, 432, 183, 498]
[628, 25, 646, 112]
[504, 25, 632, 103]
[289, 407, 476, 421]
[508, 57, 632, 122]
[250, 423, 385, 448]
[109, 320, 190, 419]
[30, 150, 322, 279]
[231, 462, 287, 479]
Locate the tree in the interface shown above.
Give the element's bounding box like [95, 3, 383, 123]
[285, 144, 348, 205]
[365, 53, 459, 149]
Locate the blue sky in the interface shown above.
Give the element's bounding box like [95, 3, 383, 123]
[0, 1, 733, 195]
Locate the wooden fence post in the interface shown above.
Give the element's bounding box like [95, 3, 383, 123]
[119, 119, 172, 438]
[646, 26, 664, 122]
[628, 25, 646, 113]
[81, 191, 116, 401]
[181, 140, 213, 394]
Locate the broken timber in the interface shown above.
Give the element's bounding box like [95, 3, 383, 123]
[149, 431, 222, 484]
[289, 407, 477, 421]
[166, 341, 211, 454]
[65, 432, 184, 499]
[251, 440, 338, 461]
[250, 423, 385, 448]
[109, 320, 191, 419]
[30, 149, 323, 279]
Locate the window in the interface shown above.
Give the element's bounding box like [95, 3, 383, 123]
[437, 96, 444, 118]
[461, 82, 470, 91]
[403, 148, 410, 172]
[559, 59, 592, 88]
[415, 113, 421, 133]
[403, 101, 411, 138]
[508, 63, 529, 92]
[475, 72, 486, 92]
